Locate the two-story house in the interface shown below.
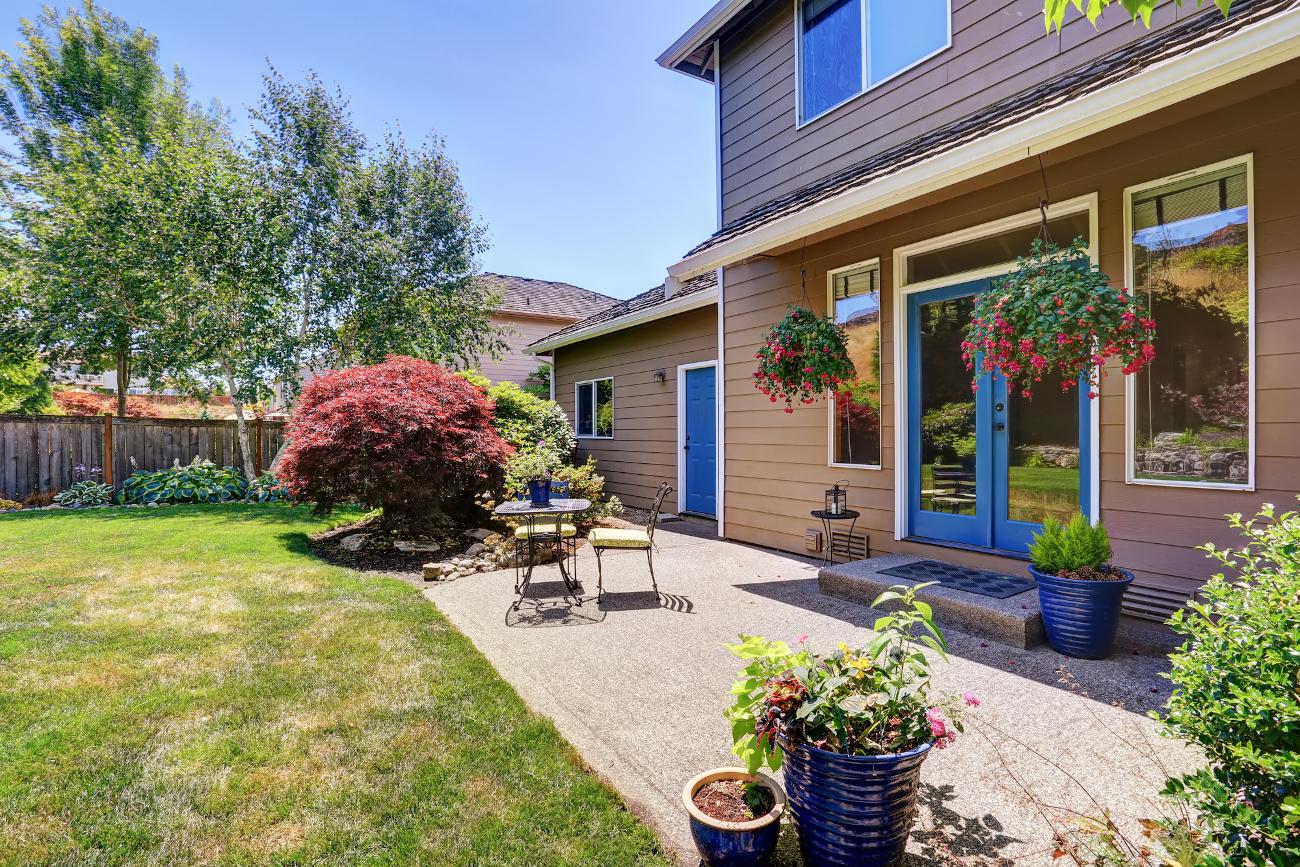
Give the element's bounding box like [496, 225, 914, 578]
[530, 0, 1300, 624]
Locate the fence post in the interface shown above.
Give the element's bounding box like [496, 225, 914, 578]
[102, 413, 114, 487]
[255, 418, 264, 475]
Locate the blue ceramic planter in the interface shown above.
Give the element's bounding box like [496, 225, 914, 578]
[781, 738, 931, 867]
[1031, 564, 1134, 659]
[527, 479, 551, 506]
[683, 768, 785, 867]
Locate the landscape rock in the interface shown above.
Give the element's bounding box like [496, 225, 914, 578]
[465, 528, 495, 542]
[464, 542, 486, 557]
[340, 532, 371, 552]
[395, 540, 441, 554]
[423, 562, 453, 582]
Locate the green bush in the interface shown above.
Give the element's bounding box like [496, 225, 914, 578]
[1160, 501, 1300, 866]
[52, 481, 114, 508]
[121, 457, 249, 505]
[921, 401, 976, 462]
[458, 371, 576, 455]
[553, 457, 622, 528]
[1028, 513, 1112, 575]
[246, 472, 292, 503]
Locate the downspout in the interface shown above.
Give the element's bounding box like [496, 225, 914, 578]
[549, 348, 556, 403]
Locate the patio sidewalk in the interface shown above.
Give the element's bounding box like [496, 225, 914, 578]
[422, 523, 1193, 865]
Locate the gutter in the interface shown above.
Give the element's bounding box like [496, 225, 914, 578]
[657, 0, 750, 76]
[665, 9, 1300, 281]
[526, 286, 719, 354]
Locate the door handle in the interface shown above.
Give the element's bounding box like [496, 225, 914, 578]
[995, 422, 1006, 432]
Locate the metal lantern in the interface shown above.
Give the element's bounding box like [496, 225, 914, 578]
[825, 480, 848, 516]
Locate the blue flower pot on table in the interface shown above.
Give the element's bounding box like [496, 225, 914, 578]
[781, 738, 931, 867]
[527, 479, 551, 506]
[1030, 565, 1134, 659]
[682, 768, 785, 867]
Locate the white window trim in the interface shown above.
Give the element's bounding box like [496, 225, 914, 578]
[676, 360, 720, 518]
[890, 193, 1102, 541]
[574, 376, 615, 440]
[826, 257, 884, 470]
[794, 0, 953, 129]
[1122, 154, 1255, 492]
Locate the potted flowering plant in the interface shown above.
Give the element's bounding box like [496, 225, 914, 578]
[1028, 513, 1133, 659]
[962, 238, 1157, 400]
[753, 306, 857, 413]
[725, 584, 978, 866]
[509, 441, 564, 505]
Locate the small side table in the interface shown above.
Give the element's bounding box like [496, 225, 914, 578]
[810, 508, 862, 566]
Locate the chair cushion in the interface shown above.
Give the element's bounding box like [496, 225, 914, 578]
[514, 522, 577, 539]
[587, 527, 651, 549]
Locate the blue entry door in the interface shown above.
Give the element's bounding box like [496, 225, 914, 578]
[907, 282, 1090, 554]
[683, 365, 717, 516]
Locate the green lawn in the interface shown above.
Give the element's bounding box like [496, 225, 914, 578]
[0, 504, 670, 866]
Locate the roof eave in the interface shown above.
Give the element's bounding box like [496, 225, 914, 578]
[657, 0, 750, 80]
[527, 286, 719, 355]
[666, 8, 1300, 280]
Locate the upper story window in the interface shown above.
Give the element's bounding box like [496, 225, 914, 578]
[798, 0, 951, 125]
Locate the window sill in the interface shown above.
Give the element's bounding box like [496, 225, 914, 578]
[576, 435, 614, 441]
[1124, 476, 1254, 493]
[828, 462, 884, 471]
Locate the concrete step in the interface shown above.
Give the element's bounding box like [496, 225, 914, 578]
[818, 553, 1045, 649]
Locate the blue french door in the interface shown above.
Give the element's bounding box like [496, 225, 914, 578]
[907, 281, 1091, 554]
[683, 366, 717, 516]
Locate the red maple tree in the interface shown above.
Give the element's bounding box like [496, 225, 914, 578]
[279, 355, 513, 533]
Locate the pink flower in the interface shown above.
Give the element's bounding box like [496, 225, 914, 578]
[794, 633, 809, 644]
[963, 692, 981, 707]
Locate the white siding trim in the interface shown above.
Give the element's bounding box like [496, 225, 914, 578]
[825, 256, 885, 470]
[574, 376, 615, 440]
[716, 267, 727, 537]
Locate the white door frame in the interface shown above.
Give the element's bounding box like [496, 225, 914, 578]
[890, 192, 1102, 542]
[677, 360, 720, 518]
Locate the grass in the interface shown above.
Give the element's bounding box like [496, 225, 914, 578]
[0, 504, 671, 866]
[921, 464, 1081, 522]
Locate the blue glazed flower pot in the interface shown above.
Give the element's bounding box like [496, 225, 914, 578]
[781, 738, 931, 867]
[1031, 565, 1134, 659]
[527, 479, 551, 506]
[682, 768, 785, 867]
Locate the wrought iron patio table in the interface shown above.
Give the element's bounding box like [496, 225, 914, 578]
[811, 508, 861, 566]
[495, 498, 590, 610]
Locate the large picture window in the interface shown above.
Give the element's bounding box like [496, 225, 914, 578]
[798, 0, 949, 125]
[1127, 158, 1252, 487]
[829, 260, 882, 467]
[575, 377, 614, 439]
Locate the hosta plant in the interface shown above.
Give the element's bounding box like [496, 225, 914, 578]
[753, 306, 857, 413]
[726, 583, 977, 774]
[121, 457, 249, 505]
[53, 481, 114, 508]
[963, 238, 1157, 400]
[246, 472, 292, 503]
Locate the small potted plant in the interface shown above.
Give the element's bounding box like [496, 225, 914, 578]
[510, 441, 563, 506]
[1028, 514, 1133, 659]
[726, 584, 978, 867]
[682, 767, 785, 866]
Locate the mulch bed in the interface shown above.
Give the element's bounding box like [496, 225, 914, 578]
[692, 780, 774, 823]
[308, 519, 446, 574]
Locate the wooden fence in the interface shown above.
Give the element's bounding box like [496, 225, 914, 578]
[0, 414, 287, 501]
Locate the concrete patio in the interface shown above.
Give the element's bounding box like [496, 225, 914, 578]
[421, 521, 1194, 866]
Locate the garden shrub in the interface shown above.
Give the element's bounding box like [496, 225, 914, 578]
[921, 401, 976, 462]
[458, 371, 576, 454]
[121, 457, 249, 504]
[1028, 513, 1112, 575]
[496, 450, 621, 530]
[0, 498, 23, 511]
[280, 356, 512, 534]
[246, 472, 292, 503]
[52, 481, 114, 508]
[1160, 501, 1300, 866]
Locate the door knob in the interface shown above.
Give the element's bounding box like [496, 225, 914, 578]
[994, 402, 1005, 412]
[995, 422, 1006, 432]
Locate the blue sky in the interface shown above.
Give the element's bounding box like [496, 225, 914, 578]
[7, 1, 718, 299]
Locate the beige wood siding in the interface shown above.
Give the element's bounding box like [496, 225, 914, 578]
[718, 0, 1199, 224]
[720, 67, 1300, 608]
[476, 313, 570, 386]
[554, 306, 718, 513]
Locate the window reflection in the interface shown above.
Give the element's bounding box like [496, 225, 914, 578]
[918, 296, 977, 515]
[832, 263, 881, 466]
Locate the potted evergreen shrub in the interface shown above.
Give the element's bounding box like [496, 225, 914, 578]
[681, 767, 785, 866]
[725, 584, 978, 867]
[1028, 514, 1133, 659]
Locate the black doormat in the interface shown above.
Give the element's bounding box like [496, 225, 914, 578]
[878, 560, 1035, 599]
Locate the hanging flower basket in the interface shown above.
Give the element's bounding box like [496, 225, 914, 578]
[753, 306, 857, 413]
[962, 238, 1157, 400]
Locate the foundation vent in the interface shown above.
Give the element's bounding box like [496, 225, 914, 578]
[804, 527, 823, 553]
[1122, 583, 1191, 623]
[829, 529, 870, 562]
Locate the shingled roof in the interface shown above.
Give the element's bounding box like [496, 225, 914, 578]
[528, 271, 718, 350]
[477, 273, 618, 320]
[683, 0, 1298, 260]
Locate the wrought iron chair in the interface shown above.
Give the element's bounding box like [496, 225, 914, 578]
[587, 482, 671, 603]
